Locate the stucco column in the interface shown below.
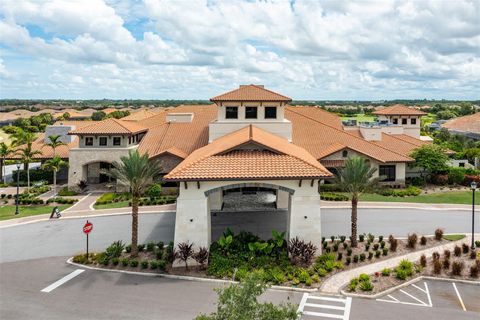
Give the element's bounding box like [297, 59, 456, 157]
[208, 190, 223, 211]
[288, 193, 322, 253]
[173, 184, 211, 267]
[276, 189, 289, 210]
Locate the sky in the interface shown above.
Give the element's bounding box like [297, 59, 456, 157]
[0, 0, 479, 100]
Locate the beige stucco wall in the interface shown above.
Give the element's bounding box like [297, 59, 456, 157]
[173, 179, 323, 260]
[377, 115, 421, 138]
[209, 120, 292, 142]
[68, 146, 137, 190]
[276, 189, 289, 209]
[152, 154, 184, 173]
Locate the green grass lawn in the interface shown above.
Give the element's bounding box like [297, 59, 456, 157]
[442, 234, 466, 241]
[0, 204, 72, 221]
[93, 201, 130, 210]
[358, 191, 479, 205]
[341, 114, 376, 122]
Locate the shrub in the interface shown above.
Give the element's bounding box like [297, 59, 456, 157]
[454, 245, 462, 257]
[420, 255, 427, 267]
[367, 233, 375, 243]
[420, 236, 427, 246]
[125, 244, 131, 253]
[333, 243, 339, 252]
[476, 241, 480, 248]
[435, 228, 443, 241]
[378, 235, 384, 242]
[121, 258, 129, 267]
[111, 257, 119, 266]
[330, 236, 335, 242]
[193, 247, 209, 269]
[470, 265, 479, 278]
[288, 237, 317, 266]
[176, 242, 194, 270]
[343, 242, 348, 250]
[73, 254, 87, 264]
[359, 234, 365, 242]
[320, 193, 349, 201]
[470, 250, 477, 260]
[432, 251, 440, 261]
[407, 233, 418, 249]
[389, 239, 398, 252]
[348, 278, 358, 291]
[337, 252, 343, 261]
[448, 167, 466, 185]
[58, 187, 78, 196]
[462, 243, 469, 254]
[340, 236, 346, 243]
[149, 260, 159, 270]
[353, 255, 359, 263]
[129, 259, 139, 267]
[443, 258, 450, 270]
[146, 241, 156, 252]
[373, 243, 379, 251]
[365, 244, 370, 252]
[382, 268, 391, 276]
[345, 257, 351, 265]
[141, 260, 149, 269]
[360, 280, 374, 291]
[444, 249, 451, 259]
[145, 183, 162, 200]
[375, 250, 381, 258]
[368, 251, 373, 260]
[137, 244, 145, 252]
[396, 260, 414, 280]
[157, 260, 167, 271]
[451, 261, 464, 276]
[105, 240, 125, 259]
[380, 241, 386, 249]
[382, 248, 388, 256]
[433, 260, 442, 275]
[347, 248, 352, 256]
[360, 253, 366, 262]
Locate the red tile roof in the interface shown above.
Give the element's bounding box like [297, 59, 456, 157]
[442, 112, 480, 134]
[69, 118, 147, 135]
[210, 85, 292, 102]
[373, 105, 427, 116]
[164, 125, 331, 181]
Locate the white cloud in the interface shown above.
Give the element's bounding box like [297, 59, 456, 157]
[0, 0, 479, 99]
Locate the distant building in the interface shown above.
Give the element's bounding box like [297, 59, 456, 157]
[442, 112, 480, 140]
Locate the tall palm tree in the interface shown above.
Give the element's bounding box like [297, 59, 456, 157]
[11, 129, 38, 171]
[42, 156, 68, 196]
[105, 150, 163, 257]
[0, 142, 14, 184]
[45, 135, 66, 156]
[17, 143, 42, 190]
[334, 156, 378, 247]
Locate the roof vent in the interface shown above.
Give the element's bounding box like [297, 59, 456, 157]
[239, 84, 264, 88]
[166, 113, 194, 123]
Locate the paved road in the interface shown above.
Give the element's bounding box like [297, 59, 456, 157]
[1, 208, 476, 263]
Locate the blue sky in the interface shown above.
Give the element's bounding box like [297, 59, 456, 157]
[0, 0, 479, 100]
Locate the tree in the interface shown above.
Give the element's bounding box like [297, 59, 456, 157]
[105, 150, 163, 257]
[91, 111, 107, 121]
[436, 110, 457, 120]
[42, 156, 68, 196]
[11, 129, 39, 171]
[17, 143, 42, 190]
[45, 135, 66, 156]
[334, 156, 378, 247]
[195, 272, 298, 320]
[0, 142, 13, 184]
[410, 144, 449, 182]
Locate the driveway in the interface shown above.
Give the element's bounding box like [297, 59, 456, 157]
[0, 208, 477, 263]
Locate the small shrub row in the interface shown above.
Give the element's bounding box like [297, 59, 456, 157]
[320, 193, 349, 201]
[46, 197, 78, 204]
[377, 186, 422, 197]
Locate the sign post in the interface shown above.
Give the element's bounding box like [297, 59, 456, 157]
[83, 220, 93, 260]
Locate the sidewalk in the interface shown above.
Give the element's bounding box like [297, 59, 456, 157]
[319, 234, 477, 294]
[322, 200, 473, 211]
[0, 203, 176, 228]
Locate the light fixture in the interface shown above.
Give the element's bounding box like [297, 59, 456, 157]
[471, 181, 477, 191]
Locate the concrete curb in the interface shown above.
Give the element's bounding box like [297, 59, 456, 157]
[340, 276, 480, 299]
[66, 258, 318, 293]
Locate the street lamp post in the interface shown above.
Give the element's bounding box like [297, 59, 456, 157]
[15, 161, 21, 215]
[471, 181, 477, 250]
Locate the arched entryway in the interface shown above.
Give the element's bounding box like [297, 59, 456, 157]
[205, 183, 295, 241]
[83, 161, 115, 184]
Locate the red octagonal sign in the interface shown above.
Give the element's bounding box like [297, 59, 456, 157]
[83, 221, 93, 234]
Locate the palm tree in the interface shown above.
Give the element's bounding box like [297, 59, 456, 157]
[105, 150, 163, 257]
[45, 135, 66, 156]
[334, 156, 378, 247]
[0, 142, 13, 184]
[42, 156, 69, 196]
[17, 143, 42, 190]
[11, 129, 38, 171]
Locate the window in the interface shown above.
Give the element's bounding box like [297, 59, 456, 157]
[379, 165, 396, 182]
[245, 106, 258, 119]
[264, 107, 277, 119]
[392, 118, 398, 124]
[85, 137, 93, 146]
[342, 150, 348, 157]
[113, 137, 121, 146]
[99, 137, 108, 146]
[402, 118, 407, 125]
[225, 106, 238, 119]
[459, 162, 465, 167]
[411, 118, 417, 125]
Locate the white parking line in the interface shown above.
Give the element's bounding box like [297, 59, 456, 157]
[452, 282, 467, 312]
[298, 294, 351, 319]
[41, 269, 84, 293]
[376, 282, 432, 308]
[399, 289, 428, 306]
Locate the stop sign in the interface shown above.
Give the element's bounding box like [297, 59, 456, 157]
[83, 221, 93, 234]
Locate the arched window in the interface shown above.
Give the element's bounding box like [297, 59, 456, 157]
[342, 150, 348, 158]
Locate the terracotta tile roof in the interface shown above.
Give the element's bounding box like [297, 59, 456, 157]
[373, 104, 427, 116]
[164, 125, 331, 181]
[210, 85, 292, 102]
[122, 109, 158, 121]
[53, 120, 94, 129]
[68, 118, 147, 135]
[285, 108, 414, 163]
[320, 160, 345, 167]
[442, 112, 480, 134]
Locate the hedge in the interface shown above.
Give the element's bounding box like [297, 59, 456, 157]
[320, 193, 349, 201]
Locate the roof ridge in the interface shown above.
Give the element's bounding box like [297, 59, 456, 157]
[249, 84, 292, 100]
[287, 108, 412, 162]
[384, 133, 423, 147]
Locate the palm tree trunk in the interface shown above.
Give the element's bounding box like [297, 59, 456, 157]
[351, 196, 358, 247]
[0, 158, 3, 183]
[130, 196, 139, 257]
[53, 170, 57, 196]
[27, 164, 30, 191]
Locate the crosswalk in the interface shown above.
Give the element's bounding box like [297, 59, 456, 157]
[298, 293, 352, 319]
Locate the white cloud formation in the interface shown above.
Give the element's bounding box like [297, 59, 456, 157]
[0, 0, 479, 99]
